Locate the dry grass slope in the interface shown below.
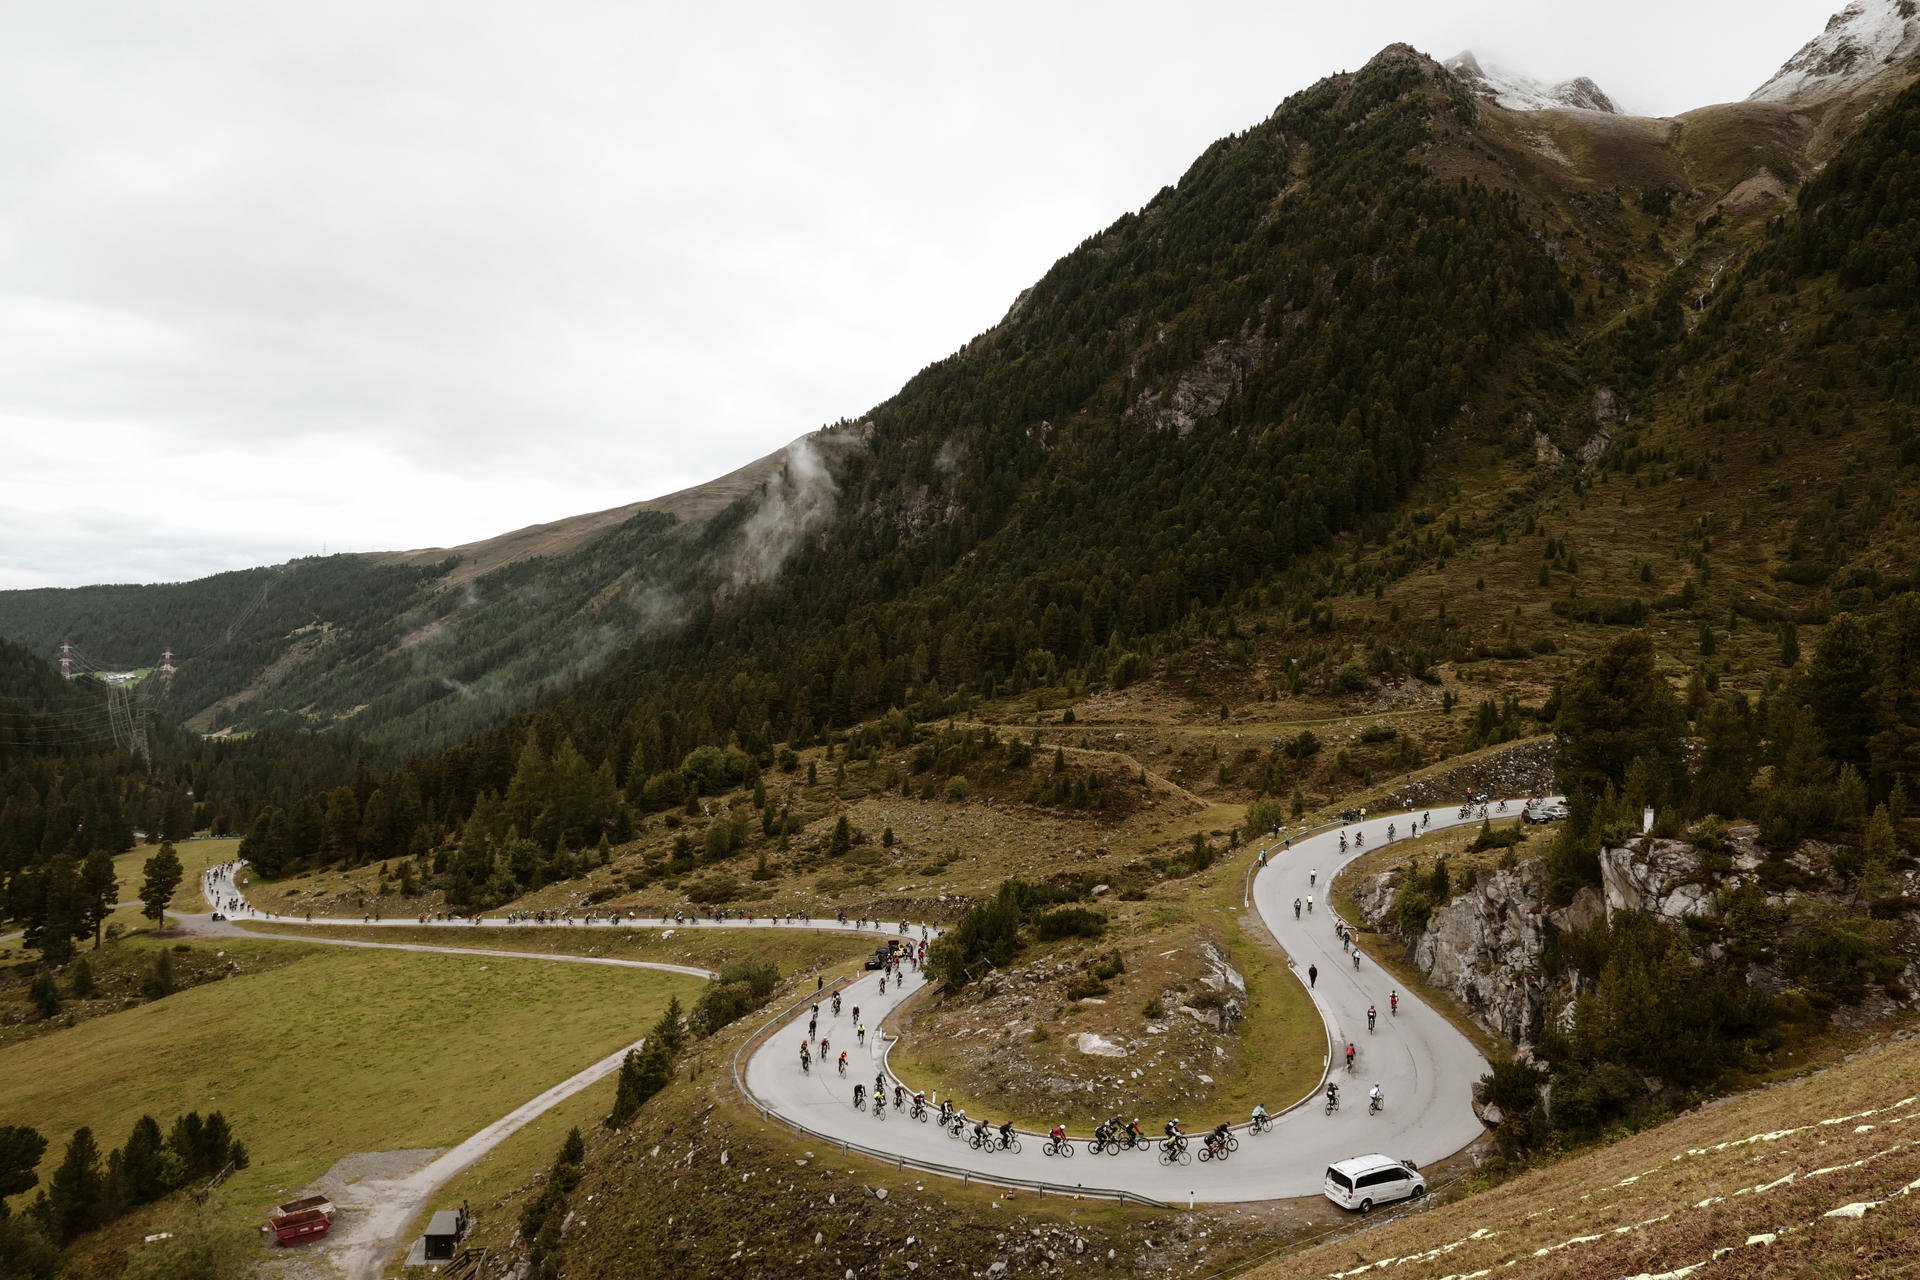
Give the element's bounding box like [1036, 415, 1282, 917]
[1245, 1030, 1920, 1280]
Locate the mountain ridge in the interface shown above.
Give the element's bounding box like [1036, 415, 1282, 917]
[1444, 50, 1619, 113]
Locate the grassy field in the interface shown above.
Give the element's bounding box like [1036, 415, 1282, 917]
[236, 920, 878, 978]
[0, 941, 702, 1236]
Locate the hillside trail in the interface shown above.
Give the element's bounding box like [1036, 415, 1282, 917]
[191, 796, 1556, 1269]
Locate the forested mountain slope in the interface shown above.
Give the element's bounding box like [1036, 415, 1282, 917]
[0, 443, 796, 755]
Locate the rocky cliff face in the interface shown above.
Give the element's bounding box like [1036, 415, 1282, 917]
[1358, 821, 1920, 1050]
[1355, 858, 1598, 1047]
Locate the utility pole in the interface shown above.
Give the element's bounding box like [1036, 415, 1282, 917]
[159, 646, 175, 681]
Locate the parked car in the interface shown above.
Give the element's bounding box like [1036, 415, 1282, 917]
[1523, 799, 1570, 824]
[1323, 1154, 1425, 1213]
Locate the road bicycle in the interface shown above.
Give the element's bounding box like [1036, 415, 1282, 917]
[910, 1099, 928, 1122]
[872, 1094, 887, 1120]
[1325, 1092, 1341, 1115]
[1042, 1136, 1074, 1158]
[1198, 1138, 1232, 1163]
[1157, 1137, 1191, 1167]
[1249, 1113, 1272, 1134]
[996, 1133, 1023, 1154]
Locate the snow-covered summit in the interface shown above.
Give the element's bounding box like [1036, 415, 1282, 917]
[1749, 0, 1920, 102]
[1444, 51, 1619, 113]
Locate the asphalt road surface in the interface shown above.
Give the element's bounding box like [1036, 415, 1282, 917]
[195, 798, 1555, 1207]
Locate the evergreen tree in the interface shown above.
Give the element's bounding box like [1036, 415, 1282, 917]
[45, 1126, 104, 1243]
[1869, 594, 1920, 800]
[78, 851, 117, 949]
[1554, 633, 1686, 818]
[119, 1116, 169, 1205]
[139, 843, 185, 925]
[0, 1124, 49, 1209]
[1805, 613, 1878, 776]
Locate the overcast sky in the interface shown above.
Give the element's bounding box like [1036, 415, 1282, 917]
[0, 0, 1842, 588]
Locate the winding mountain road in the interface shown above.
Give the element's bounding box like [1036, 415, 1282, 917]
[193, 798, 1547, 1210]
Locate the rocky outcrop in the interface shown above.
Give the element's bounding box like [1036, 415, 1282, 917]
[1599, 839, 1717, 923]
[1411, 861, 1600, 1046]
[1364, 821, 1920, 1051]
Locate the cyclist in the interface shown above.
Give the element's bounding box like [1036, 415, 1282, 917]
[837, 1051, 848, 1075]
[1164, 1117, 1185, 1151]
[879, 976, 887, 994]
[1293, 897, 1302, 919]
[1310, 867, 1317, 885]
[1251, 1102, 1269, 1128]
[894, 1083, 905, 1108]
[1345, 1042, 1356, 1071]
[1326, 1081, 1340, 1112]
[1049, 1122, 1067, 1146]
[1127, 1117, 1145, 1148]
[973, 1117, 991, 1147]
[939, 1099, 954, 1126]
[820, 1035, 830, 1056]
[853, 1083, 866, 1109]
[808, 1015, 817, 1039]
[1390, 990, 1399, 1016]
[831, 992, 842, 1015]
[851, 1005, 860, 1024]
[999, 1120, 1015, 1150]
[1369, 1083, 1384, 1113]
[1387, 822, 1395, 841]
[1353, 948, 1362, 971]
[875, 1071, 885, 1098]
[1210, 1121, 1231, 1148]
[1307, 895, 1314, 913]
[1339, 833, 1348, 853]
[856, 1023, 866, 1045]
[1355, 830, 1365, 848]
[799, 1042, 811, 1071]
[1367, 1004, 1377, 1032]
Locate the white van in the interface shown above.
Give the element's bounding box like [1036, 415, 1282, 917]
[1323, 1154, 1426, 1212]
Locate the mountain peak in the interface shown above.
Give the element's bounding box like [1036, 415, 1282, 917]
[1444, 51, 1619, 114]
[1749, 0, 1920, 102]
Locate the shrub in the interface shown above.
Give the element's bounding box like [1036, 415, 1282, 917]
[1034, 907, 1107, 941]
[684, 874, 742, 904]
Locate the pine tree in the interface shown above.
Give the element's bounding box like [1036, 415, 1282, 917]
[78, 851, 117, 949]
[119, 1116, 168, 1205]
[139, 843, 184, 925]
[0, 1123, 49, 1206]
[46, 1127, 104, 1242]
